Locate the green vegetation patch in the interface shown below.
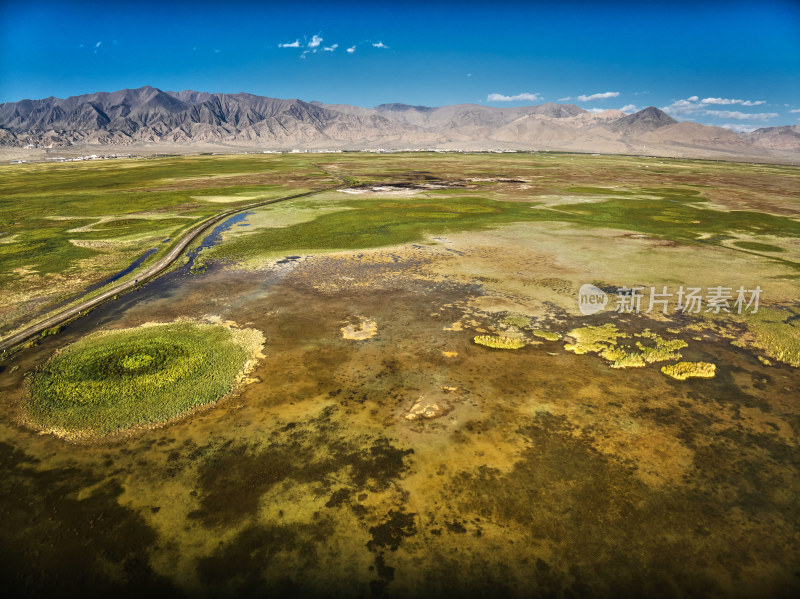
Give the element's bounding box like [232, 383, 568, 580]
[25, 321, 264, 437]
[661, 361, 717, 380]
[501, 313, 532, 329]
[565, 325, 690, 369]
[635, 331, 688, 363]
[541, 187, 800, 254]
[732, 241, 786, 253]
[564, 324, 626, 355]
[532, 329, 561, 341]
[474, 335, 526, 349]
[206, 196, 543, 262]
[736, 307, 800, 367]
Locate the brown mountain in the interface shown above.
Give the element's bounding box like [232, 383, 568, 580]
[608, 106, 677, 136]
[743, 125, 800, 152]
[1, 87, 797, 163]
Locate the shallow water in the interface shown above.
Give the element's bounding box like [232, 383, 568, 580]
[1, 243, 799, 598]
[83, 247, 159, 294]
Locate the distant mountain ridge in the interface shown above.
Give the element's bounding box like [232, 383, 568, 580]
[1, 86, 798, 161]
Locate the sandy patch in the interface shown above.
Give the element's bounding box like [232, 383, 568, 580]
[341, 318, 378, 340]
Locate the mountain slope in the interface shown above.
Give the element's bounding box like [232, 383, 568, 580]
[0, 87, 796, 162]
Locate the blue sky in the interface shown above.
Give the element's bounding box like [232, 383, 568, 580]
[1, 0, 798, 131]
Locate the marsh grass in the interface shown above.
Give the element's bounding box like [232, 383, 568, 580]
[206, 196, 537, 260]
[474, 335, 526, 349]
[566, 325, 691, 370]
[531, 329, 561, 341]
[661, 361, 717, 380]
[564, 324, 626, 354]
[26, 321, 263, 435]
[736, 307, 800, 367]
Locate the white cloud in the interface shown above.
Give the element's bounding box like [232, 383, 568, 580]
[701, 97, 766, 106]
[95, 41, 102, 48]
[323, 44, 338, 52]
[279, 40, 301, 48]
[346, 46, 356, 54]
[620, 104, 637, 113]
[587, 108, 606, 114]
[487, 92, 542, 102]
[720, 123, 759, 133]
[372, 41, 388, 49]
[662, 98, 702, 116]
[665, 95, 770, 117]
[577, 91, 619, 102]
[789, 108, 800, 113]
[308, 35, 323, 48]
[558, 97, 571, 102]
[703, 110, 778, 121]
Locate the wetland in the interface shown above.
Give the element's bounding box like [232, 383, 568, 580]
[0, 152, 799, 597]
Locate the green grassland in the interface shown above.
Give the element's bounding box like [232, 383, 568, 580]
[202, 182, 800, 267]
[25, 321, 261, 435]
[2, 151, 799, 336]
[0, 154, 335, 330]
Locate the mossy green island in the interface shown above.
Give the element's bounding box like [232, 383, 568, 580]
[25, 321, 264, 437]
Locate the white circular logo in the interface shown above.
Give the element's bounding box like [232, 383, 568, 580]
[578, 284, 608, 315]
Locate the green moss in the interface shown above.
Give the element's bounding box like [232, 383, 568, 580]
[532, 329, 561, 341]
[738, 307, 800, 367]
[661, 361, 716, 380]
[26, 321, 263, 436]
[473, 335, 526, 349]
[501, 314, 532, 329]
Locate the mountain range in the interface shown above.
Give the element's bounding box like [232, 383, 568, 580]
[1, 86, 799, 162]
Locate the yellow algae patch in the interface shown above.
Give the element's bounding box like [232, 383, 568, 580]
[661, 362, 717, 380]
[565, 325, 689, 369]
[444, 321, 464, 331]
[597, 346, 645, 368]
[442, 351, 459, 358]
[635, 331, 688, 363]
[341, 318, 378, 340]
[473, 335, 526, 349]
[532, 329, 561, 341]
[564, 323, 625, 354]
